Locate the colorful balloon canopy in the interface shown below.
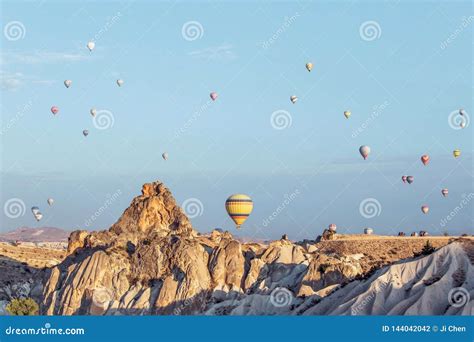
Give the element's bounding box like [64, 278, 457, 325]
[328, 223, 337, 232]
[441, 189, 448, 197]
[64, 80, 72, 88]
[344, 111, 351, 119]
[305, 62, 313, 72]
[290, 95, 298, 104]
[421, 154, 430, 166]
[421, 205, 429, 214]
[83, 130, 89, 137]
[87, 41, 95, 51]
[210, 92, 218, 101]
[407, 176, 414, 184]
[359, 145, 371, 160]
[401, 175, 407, 183]
[225, 194, 253, 229]
[453, 149, 461, 158]
[51, 106, 59, 115]
[459, 108, 466, 116]
[47, 198, 54, 206]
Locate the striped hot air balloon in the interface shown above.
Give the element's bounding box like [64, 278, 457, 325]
[225, 194, 253, 229]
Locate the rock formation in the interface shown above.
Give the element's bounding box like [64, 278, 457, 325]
[34, 180, 472, 316]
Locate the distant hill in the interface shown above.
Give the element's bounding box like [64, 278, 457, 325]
[0, 226, 69, 242]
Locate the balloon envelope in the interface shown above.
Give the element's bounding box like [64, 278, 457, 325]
[402, 176, 407, 183]
[421, 155, 430, 165]
[87, 41, 95, 51]
[305, 63, 313, 72]
[51, 106, 59, 115]
[328, 223, 337, 232]
[407, 176, 414, 184]
[359, 145, 370, 160]
[116, 79, 124, 87]
[47, 198, 54, 206]
[162, 152, 168, 160]
[344, 111, 351, 119]
[210, 92, 218, 101]
[83, 130, 89, 137]
[31, 206, 40, 214]
[421, 205, 429, 214]
[225, 194, 253, 229]
[441, 189, 448, 197]
[90, 108, 97, 117]
[453, 149, 461, 158]
[290, 95, 298, 104]
[64, 80, 72, 88]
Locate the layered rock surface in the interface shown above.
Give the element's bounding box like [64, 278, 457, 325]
[36, 180, 471, 315]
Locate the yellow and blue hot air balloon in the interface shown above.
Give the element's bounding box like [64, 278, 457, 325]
[225, 194, 253, 229]
[453, 149, 461, 158]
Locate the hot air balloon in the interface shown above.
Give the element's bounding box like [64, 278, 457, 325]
[31, 206, 40, 215]
[441, 189, 448, 197]
[421, 205, 429, 214]
[34, 212, 43, 221]
[225, 194, 253, 229]
[328, 223, 337, 232]
[116, 79, 124, 87]
[51, 106, 59, 115]
[359, 145, 370, 160]
[90, 108, 97, 117]
[64, 80, 72, 88]
[290, 95, 298, 104]
[407, 176, 414, 184]
[344, 111, 351, 119]
[459, 108, 466, 116]
[453, 149, 461, 158]
[364, 227, 373, 235]
[87, 41, 95, 51]
[83, 130, 89, 137]
[421, 155, 430, 166]
[460, 121, 466, 129]
[402, 175, 407, 183]
[47, 198, 54, 206]
[305, 62, 313, 72]
[162, 152, 168, 161]
[210, 92, 218, 101]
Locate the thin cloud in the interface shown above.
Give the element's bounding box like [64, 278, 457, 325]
[0, 71, 56, 91]
[188, 43, 237, 61]
[1, 50, 90, 65]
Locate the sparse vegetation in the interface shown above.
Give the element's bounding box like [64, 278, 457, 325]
[6, 297, 39, 315]
[418, 240, 436, 256]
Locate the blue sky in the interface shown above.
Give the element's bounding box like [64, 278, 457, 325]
[1, 0, 472, 240]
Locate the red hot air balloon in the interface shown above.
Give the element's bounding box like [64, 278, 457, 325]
[421, 155, 430, 166]
[421, 205, 429, 214]
[406, 176, 414, 184]
[359, 145, 370, 160]
[210, 92, 218, 101]
[441, 189, 448, 197]
[51, 106, 59, 115]
[402, 176, 407, 183]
